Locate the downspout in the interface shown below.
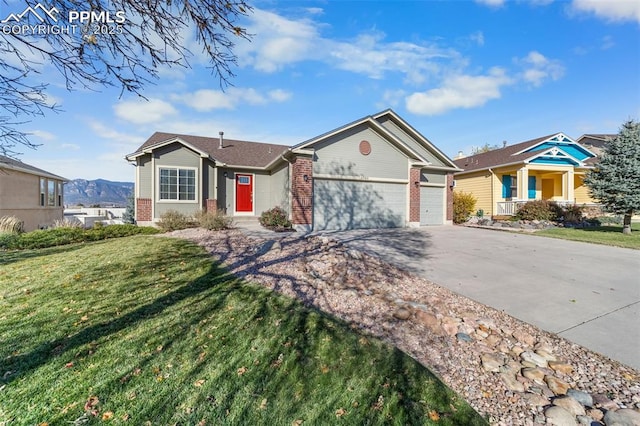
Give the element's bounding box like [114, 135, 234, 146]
[489, 168, 494, 218]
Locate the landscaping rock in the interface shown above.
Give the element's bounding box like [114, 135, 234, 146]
[553, 396, 587, 416]
[500, 372, 525, 392]
[567, 389, 594, 408]
[480, 353, 504, 372]
[393, 308, 411, 321]
[603, 408, 640, 426]
[521, 350, 549, 367]
[545, 406, 578, 425]
[546, 376, 571, 395]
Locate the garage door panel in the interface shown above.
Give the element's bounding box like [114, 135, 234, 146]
[314, 180, 406, 230]
[420, 186, 444, 225]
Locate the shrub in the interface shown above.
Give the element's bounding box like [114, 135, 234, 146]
[452, 192, 477, 224]
[52, 218, 83, 229]
[0, 224, 159, 250]
[259, 207, 292, 231]
[559, 204, 584, 223]
[0, 216, 24, 234]
[515, 200, 557, 221]
[194, 209, 233, 231]
[157, 210, 194, 232]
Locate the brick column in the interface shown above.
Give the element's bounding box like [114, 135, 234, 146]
[409, 168, 421, 225]
[446, 173, 454, 223]
[136, 198, 152, 222]
[291, 156, 313, 228]
[205, 199, 218, 212]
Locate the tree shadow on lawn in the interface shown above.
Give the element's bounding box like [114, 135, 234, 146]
[0, 238, 484, 425]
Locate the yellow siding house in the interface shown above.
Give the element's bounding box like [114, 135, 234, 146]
[453, 133, 598, 218]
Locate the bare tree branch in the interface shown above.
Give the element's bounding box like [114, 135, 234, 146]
[0, 0, 253, 156]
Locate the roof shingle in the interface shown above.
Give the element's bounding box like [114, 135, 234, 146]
[132, 132, 291, 168]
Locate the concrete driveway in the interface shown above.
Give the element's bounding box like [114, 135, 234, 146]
[318, 226, 640, 370]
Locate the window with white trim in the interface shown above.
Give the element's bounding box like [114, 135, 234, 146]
[159, 167, 196, 201]
[40, 178, 46, 206]
[47, 180, 55, 206]
[510, 175, 518, 198]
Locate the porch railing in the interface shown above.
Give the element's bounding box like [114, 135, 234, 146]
[496, 200, 577, 216]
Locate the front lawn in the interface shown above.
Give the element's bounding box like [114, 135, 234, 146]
[535, 223, 640, 249]
[0, 236, 485, 425]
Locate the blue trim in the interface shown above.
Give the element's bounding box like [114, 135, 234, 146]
[531, 157, 579, 166]
[502, 175, 511, 198]
[523, 142, 593, 161]
[528, 176, 536, 199]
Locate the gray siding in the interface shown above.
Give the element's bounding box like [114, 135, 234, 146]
[313, 124, 408, 180]
[377, 117, 444, 166]
[254, 172, 272, 215]
[154, 143, 200, 167]
[420, 186, 444, 225]
[155, 202, 199, 217]
[313, 179, 406, 230]
[269, 163, 289, 213]
[152, 143, 201, 218]
[137, 154, 152, 198]
[421, 171, 447, 185]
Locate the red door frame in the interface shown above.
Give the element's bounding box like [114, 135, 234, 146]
[235, 174, 253, 213]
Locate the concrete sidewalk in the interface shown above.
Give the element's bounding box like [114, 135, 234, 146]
[320, 226, 640, 369]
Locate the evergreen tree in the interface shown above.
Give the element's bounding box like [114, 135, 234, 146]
[584, 120, 640, 234]
[123, 194, 136, 224]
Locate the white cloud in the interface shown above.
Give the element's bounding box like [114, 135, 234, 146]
[377, 89, 406, 109]
[29, 130, 56, 141]
[474, 0, 505, 7]
[405, 67, 512, 115]
[517, 51, 565, 87]
[174, 87, 291, 112]
[601, 35, 615, 50]
[470, 31, 485, 46]
[571, 0, 640, 23]
[113, 98, 178, 124]
[60, 143, 80, 151]
[236, 8, 320, 72]
[237, 8, 458, 86]
[268, 89, 292, 102]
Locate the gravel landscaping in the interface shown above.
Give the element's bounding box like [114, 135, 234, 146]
[168, 228, 640, 425]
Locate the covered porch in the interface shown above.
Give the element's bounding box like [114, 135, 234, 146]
[494, 165, 587, 216]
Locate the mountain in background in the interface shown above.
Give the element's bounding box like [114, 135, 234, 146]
[64, 179, 134, 207]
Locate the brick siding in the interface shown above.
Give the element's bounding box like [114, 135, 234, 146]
[136, 198, 152, 221]
[409, 168, 421, 222]
[291, 156, 313, 225]
[205, 198, 218, 212]
[446, 173, 454, 221]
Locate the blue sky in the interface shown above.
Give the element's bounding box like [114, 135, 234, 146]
[5, 0, 640, 181]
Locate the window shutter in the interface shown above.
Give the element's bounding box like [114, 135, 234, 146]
[528, 176, 536, 199]
[502, 175, 511, 198]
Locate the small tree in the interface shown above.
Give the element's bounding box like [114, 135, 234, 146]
[123, 194, 135, 224]
[584, 120, 640, 234]
[452, 191, 477, 224]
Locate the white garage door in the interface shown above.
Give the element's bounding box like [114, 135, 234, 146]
[420, 186, 444, 225]
[313, 179, 406, 230]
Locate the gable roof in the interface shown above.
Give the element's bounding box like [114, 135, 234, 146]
[0, 155, 67, 181]
[292, 109, 460, 170]
[454, 133, 596, 174]
[372, 109, 460, 169]
[127, 132, 290, 168]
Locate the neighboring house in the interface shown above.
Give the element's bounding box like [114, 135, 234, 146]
[0, 155, 67, 231]
[126, 109, 461, 231]
[575, 134, 615, 156]
[453, 133, 598, 217]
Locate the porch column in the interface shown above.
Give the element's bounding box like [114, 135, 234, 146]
[565, 169, 575, 202]
[517, 167, 528, 200]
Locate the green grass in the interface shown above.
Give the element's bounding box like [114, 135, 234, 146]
[0, 237, 486, 425]
[535, 223, 640, 249]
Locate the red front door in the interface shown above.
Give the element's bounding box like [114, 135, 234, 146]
[235, 174, 253, 212]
